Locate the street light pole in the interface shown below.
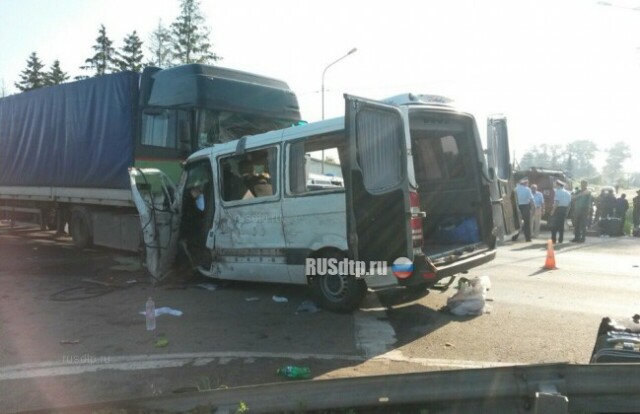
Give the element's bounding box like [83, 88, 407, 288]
[321, 47, 357, 173]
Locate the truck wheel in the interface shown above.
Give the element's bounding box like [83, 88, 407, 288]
[311, 251, 367, 313]
[70, 207, 93, 249]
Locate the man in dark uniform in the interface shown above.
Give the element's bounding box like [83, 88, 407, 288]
[633, 189, 640, 230]
[615, 193, 629, 235]
[571, 180, 592, 243]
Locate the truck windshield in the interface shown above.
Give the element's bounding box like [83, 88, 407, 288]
[196, 109, 292, 148]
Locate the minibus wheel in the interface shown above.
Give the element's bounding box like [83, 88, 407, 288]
[311, 251, 367, 313]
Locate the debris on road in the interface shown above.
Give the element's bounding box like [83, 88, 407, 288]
[444, 342, 455, 348]
[446, 276, 490, 316]
[272, 295, 288, 303]
[139, 307, 183, 317]
[295, 300, 319, 314]
[154, 336, 169, 348]
[196, 283, 218, 291]
[245, 297, 260, 302]
[277, 365, 311, 379]
[59, 339, 80, 345]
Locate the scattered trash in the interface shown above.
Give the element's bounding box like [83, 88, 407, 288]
[60, 339, 80, 345]
[277, 365, 311, 379]
[196, 283, 218, 291]
[245, 297, 260, 302]
[295, 300, 319, 314]
[154, 336, 169, 348]
[140, 307, 183, 318]
[446, 276, 490, 316]
[444, 342, 454, 348]
[272, 295, 288, 303]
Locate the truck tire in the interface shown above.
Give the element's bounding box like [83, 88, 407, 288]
[70, 207, 93, 249]
[310, 251, 367, 313]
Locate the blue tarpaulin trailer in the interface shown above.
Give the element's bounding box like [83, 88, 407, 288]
[0, 72, 139, 189]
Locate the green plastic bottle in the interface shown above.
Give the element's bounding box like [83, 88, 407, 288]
[277, 365, 311, 379]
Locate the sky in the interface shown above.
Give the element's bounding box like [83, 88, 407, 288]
[1, 0, 640, 172]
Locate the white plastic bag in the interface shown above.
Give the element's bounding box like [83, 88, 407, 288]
[447, 276, 490, 316]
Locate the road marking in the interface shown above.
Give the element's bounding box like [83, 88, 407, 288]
[0, 351, 521, 381]
[0, 352, 364, 381]
[373, 350, 521, 369]
[354, 292, 397, 357]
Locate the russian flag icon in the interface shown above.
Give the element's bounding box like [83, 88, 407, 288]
[392, 257, 414, 279]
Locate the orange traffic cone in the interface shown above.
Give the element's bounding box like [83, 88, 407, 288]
[543, 239, 557, 270]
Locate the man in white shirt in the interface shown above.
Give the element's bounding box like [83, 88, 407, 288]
[531, 184, 545, 238]
[513, 178, 534, 242]
[551, 180, 571, 243]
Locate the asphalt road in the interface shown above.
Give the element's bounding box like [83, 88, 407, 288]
[0, 223, 638, 412]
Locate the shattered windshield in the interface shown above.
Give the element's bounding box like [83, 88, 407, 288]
[197, 109, 292, 147]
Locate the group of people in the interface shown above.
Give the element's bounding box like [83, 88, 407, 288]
[514, 178, 640, 244]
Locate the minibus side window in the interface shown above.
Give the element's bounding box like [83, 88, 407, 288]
[219, 148, 277, 202]
[288, 137, 344, 195]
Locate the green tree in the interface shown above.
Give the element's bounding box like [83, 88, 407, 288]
[565, 140, 598, 178]
[14, 52, 46, 91]
[170, 0, 221, 64]
[81, 24, 116, 76]
[116, 31, 144, 72]
[45, 60, 69, 85]
[602, 141, 631, 184]
[147, 19, 173, 67]
[518, 144, 565, 171]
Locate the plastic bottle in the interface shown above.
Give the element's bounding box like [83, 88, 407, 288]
[145, 297, 156, 331]
[277, 365, 311, 379]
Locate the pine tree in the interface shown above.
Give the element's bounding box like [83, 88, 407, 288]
[14, 52, 46, 91]
[81, 24, 117, 76]
[147, 19, 172, 67]
[170, 0, 221, 64]
[116, 31, 145, 72]
[45, 60, 69, 85]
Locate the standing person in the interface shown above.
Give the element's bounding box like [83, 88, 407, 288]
[571, 180, 592, 243]
[594, 189, 605, 223]
[615, 193, 629, 235]
[633, 189, 640, 229]
[530, 184, 545, 238]
[602, 189, 617, 219]
[551, 180, 571, 244]
[513, 178, 534, 242]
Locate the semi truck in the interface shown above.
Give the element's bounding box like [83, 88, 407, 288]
[0, 64, 301, 278]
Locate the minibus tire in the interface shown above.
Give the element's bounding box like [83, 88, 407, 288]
[311, 252, 367, 313]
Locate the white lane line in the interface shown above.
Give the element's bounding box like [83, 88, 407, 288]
[373, 350, 521, 369]
[354, 292, 397, 357]
[0, 351, 364, 381]
[0, 351, 522, 381]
